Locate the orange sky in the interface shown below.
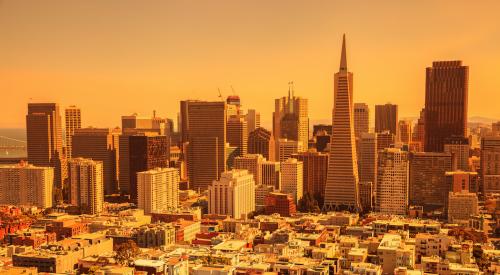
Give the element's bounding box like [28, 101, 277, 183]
[1, 0, 500, 129]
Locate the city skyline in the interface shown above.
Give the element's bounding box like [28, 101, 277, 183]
[2, 1, 500, 128]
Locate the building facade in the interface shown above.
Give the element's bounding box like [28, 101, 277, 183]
[137, 168, 179, 215]
[68, 158, 104, 215]
[376, 148, 409, 215]
[208, 170, 255, 219]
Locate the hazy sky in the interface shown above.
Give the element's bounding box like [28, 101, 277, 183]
[1, 0, 500, 129]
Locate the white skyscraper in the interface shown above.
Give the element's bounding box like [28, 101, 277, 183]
[69, 158, 104, 215]
[234, 154, 265, 185]
[376, 148, 409, 215]
[137, 168, 180, 215]
[208, 170, 255, 219]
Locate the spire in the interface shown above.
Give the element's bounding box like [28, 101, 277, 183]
[339, 34, 347, 72]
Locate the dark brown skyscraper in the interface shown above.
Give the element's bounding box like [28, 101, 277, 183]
[291, 151, 328, 204]
[26, 103, 66, 198]
[424, 61, 468, 152]
[375, 104, 398, 135]
[248, 127, 275, 161]
[185, 101, 227, 191]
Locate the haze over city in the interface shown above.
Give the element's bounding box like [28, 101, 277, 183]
[1, 0, 500, 128]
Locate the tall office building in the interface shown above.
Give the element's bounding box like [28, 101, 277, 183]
[226, 95, 242, 118]
[64, 106, 81, 159]
[273, 86, 309, 150]
[68, 158, 104, 215]
[409, 152, 453, 211]
[280, 158, 303, 203]
[376, 148, 409, 215]
[227, 116, 248, 157]
[377, 131, 395, 152]
[26, 103, 66, 197]
[480, 136, 500, 195]
[375, 104, 398, 136]
[208, 170, 255, 219]
[248, 127, 275, 161]
[424, 61, 468, 152]
[324, 35, 360, 211]
[411, 109, 425, 152]
[122, 113, 154, 130]
[443, 137, 470, 171]
[354, 103, 369, 139]
[445, 171, 479, 194]
[291, 151, 328, 201]
[72, 128, 119, 195]
[358, 133, 377, 186]
[137, 168, 179, 215]
[184, 101, 227, 191]
[246, 109, 261, 134]
[128, 134, 169, 203]
[261, 161, 281, 189]
[447, 191, 478, 223]
[0, 163, 54, 209]
[398, 120, 412, 144]
[276, 139, 303, 162]
[359, 181, 373, 212]
[234, 154, 265, 185]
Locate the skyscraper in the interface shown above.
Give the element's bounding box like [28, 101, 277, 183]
[375, 104, 398, 136]
[26, 103, 66, 199]
[208, 170, 255, 219]
[480, 136, 500, 195]
[397, 120, 412, 144]
[246, 109, 261, 134]
[64, 105, 81, 159]
[276, 138, 303, 162]
[72, 128, 119, 195]
[273, 86, 309, 150]
[261, 161, 281, 190]
[280, 158, 303, 203]
[0, 163, 54, 209]
[376, 131, 395, 152]
[376, 148, 409, 215]
[291, 151, 328, 203]
[409, 152, 453, 211]
[324, 35, 361, 211]
[443, 137, 469, 171]
[234, 154, 265, 185]
[227, 115, 248, 157]
[185, 101, 227, 191]
[137, 167, 179, 215]
[358, 133, 377, 186]
[68, 158, 104, 215]
[354, 103, 369, 138]
[248, 127, 275, 161]
[424, 61, 468, 152]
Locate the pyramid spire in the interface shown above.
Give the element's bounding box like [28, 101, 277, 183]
[339, 34, 347, 72]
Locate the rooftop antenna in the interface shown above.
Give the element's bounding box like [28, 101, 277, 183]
[218, 88, 223, 100]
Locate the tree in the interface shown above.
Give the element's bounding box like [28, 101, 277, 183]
[298, 192, 321, 213]
[114, 240, 140, 266]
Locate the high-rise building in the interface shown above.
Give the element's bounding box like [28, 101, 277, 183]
[447, 191, 478, 223]
[358, 133, 377, 187]
[280, 158, 303, 203]
[255, 184, 274, 212]
[409, 152, 453, 211]
[185, 101, 227, 191]
[375, 104, 398, 136]
[248, 127, 275, 161]
[424, 61, 468, 152]
[261, 161, 281, 190]
[64, 106, 81, 159]
[137, 168, 179, 215]
[234, 154, 265, 185]
[208, 170, 255, 219]
[72, 128, 119, 195]
[291, 151, 328, 201]
[443, 137, 469, 171]
[276, 138, 303, 162]
[226, 95, 242, 118]
[315, 132, 331, 153]
[122, 114, 153, 130]
[246, 109, 261, 134]
[376, 131, 395, 152]
[354, 103, 369, 139]
[324, 35, 360, 211]
[227, 116, 248, 157]
[273, 86, 309, 150]
[480, 136, 500, 195]
[445, 171, 479, 194]
[68, 158, 104, 215]
[397, 120, 412, 144]
[359, 181, 373, 212]
[0, 163, 53, 209]
[376, 148, 409, 215]
[127, 134, 169, 203]
[26, 103, 65, 198]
